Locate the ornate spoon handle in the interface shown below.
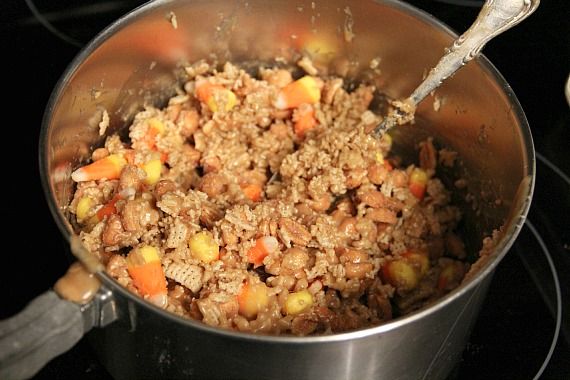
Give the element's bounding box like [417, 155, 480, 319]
[373, 0, 540, 136]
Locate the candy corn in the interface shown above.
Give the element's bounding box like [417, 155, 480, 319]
[143, 118, 165, 150]
[293, 104, 317, 138]
[95, 195, 121, 221]
[75, 197, 94, 221]
[189, 231, 219, 263]
[141, 159, 162, 185]
[247, 236, 279, 266]
[237, 282, 269, 319]
[285, 290, 313, 315]
[71, 154, 126, 182]
[126, 246, 167, 307]
[274, 76, 322, 109]
[241, 183, 263, 202]
[437, 261, 466, 291]
[402, 250, 430, 277]
[382, 260, 418, 292]
[195, 80, 237, 112]
[409, 167, 428, 200]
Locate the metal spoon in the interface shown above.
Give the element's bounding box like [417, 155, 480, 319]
[372, 0, 540, 137]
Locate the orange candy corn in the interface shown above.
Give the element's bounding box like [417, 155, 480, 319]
[293, 104, 317, 137]
[71, 154, 126, 182]
[247, 236, 279, 266]
[126, 246, 167, 306]
[274, 76, 322, 110]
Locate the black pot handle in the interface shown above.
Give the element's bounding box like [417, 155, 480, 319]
[0, 291, 86, 380]
[0, 262, 117, 380]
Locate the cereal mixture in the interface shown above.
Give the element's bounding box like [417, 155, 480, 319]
[70, 60, 469, 336]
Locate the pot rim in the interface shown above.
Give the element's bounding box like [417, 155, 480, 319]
[39, 0, 535, 343]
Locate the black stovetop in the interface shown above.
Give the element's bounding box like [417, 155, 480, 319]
[2, 1, 569, 379]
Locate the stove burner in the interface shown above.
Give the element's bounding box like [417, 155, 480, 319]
[453, 153, 570, 379]
[24, 0, 83, 47]
[537, 152, 570, 186]
[522, 220, 562, 380]
[433, 0, 484, 7]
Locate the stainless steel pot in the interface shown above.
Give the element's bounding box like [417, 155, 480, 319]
[1, 1, 534, 379]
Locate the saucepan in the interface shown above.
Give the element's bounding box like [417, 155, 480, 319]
[0, 0, 534, 379]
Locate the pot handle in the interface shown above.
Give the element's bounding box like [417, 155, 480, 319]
[0, 291, 85, 380]
[0, 262, 117, 380]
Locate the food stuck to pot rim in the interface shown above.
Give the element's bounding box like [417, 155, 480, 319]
[68, 58, 486, 336]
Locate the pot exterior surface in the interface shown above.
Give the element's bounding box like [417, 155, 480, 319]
[90, 273, 492, 380]
[40, 1, 534, 379]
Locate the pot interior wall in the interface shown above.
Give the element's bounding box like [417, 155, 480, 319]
[43, 0, 532, 309]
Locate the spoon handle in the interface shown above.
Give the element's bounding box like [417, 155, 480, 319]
[409, 0, 540, 106]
